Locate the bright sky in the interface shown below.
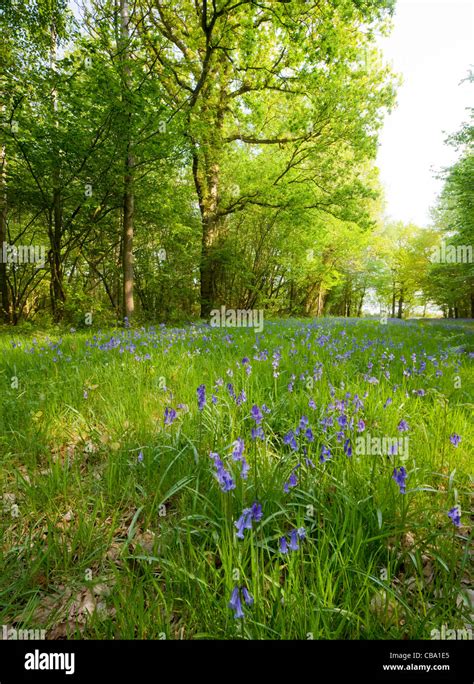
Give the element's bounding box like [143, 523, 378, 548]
[376, 0, 474, 227]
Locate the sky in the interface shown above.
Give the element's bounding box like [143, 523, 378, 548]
[376, 0, 474, 228]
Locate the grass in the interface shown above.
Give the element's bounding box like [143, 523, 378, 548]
[0, 317, 472, 640]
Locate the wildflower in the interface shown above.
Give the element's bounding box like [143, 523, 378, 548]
[235, 502, 263, 539]
[210, 452, 235, 492]
[288, 529, 300, 551]
[251, 404, 263, 424]
[232, 438, 245, 461]
[397, 420, 409, 432]
[295, 415, 308, 435]
[320, 445, 331, 463]
[279, 536, 289, 554]
[283, 430, 298, 451]
[337, 414, 347, 429]
[261, 404, 271, 414]
[251, 501, 263, 522]
[449, 433, 461, 447]
[296, 527, 306, 540]
[164, 407, 177, 425]
[383, 397, 392, 409]
[309, 399, 316, 410]
[392, 466, 407, 494]
[235, 509, 253, 539]
[344, 438, 352, 457]
[236, 390, 247, 406]
[197, 384, 206, 411]
[305, 428, 314, 442]
[283, 470, 298, 493]
[242, 587, 254, 606]
[357, 418, 365, 432]
[447, 506, 461, 527]
[251, 426, 265, 441]
[137, 451, 144, 463]
[229, 586, 244, 619]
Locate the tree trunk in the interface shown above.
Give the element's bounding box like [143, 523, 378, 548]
[120, 0, 134, 322]
[0, 134, 9, 322]
[397, 289, 404, 319]
[391, 285, 396, 318]
[49, 22, 65, 322]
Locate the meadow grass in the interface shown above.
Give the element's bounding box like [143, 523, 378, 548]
[0, 317, 472, 640]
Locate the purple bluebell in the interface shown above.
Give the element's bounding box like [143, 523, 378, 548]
[242, 587, 254, 606]
[447, 506, 461, 527]
[229, 586, 244, 618]
[283, 470, 298, 493]
[449, 433, 461, 447]
[283, 430, 298, 451]
[235, 502, 263, 538]
[344, 439, 352, 457]
[288, 529, 299, 551]
[320, 445, 331, 463]
[197, 384, 206, 411]
[398, 420, 409, 432]
[232, 438, 245, 461]
[164, 407, 177, 425]
[251, 426, 265, 441]
[279, 536, 289, 554]
[251, 404, 263, 424]
[392, 466, 407, 494]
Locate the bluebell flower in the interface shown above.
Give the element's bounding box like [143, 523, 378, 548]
[447, 506, 461, 527]
[164, 407, 177, 425]
[320, 445, 331, 463]
[250, 502, 263, 521]
[210, 452, 235, 492]
[235, 502, 263, 538]
[232, 437, 245, 461]
[344, 438, 352, 457]
[251, 426, 265, 441]
[235, 508, 253, 539]
[337, 414, 347, 428]
[305, 428, 314, 442]
[283, 430, 298, 451]
[236, 390, 247, 405]
[392, 466, 407, 494]
[242, 587, 254, 606]
[398, 420, 409, 432]
[357, 419, 365, 432]
[137, 451, 144, 463]
[197, 384, 206, 411]
[229, 586, 244, 618]
[288, 529, 299, 551]
[449, 433, 461, 447]
[251, 404, 263, 424]
[279, 536, 289, 554]
[283, 470, 298, 493]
